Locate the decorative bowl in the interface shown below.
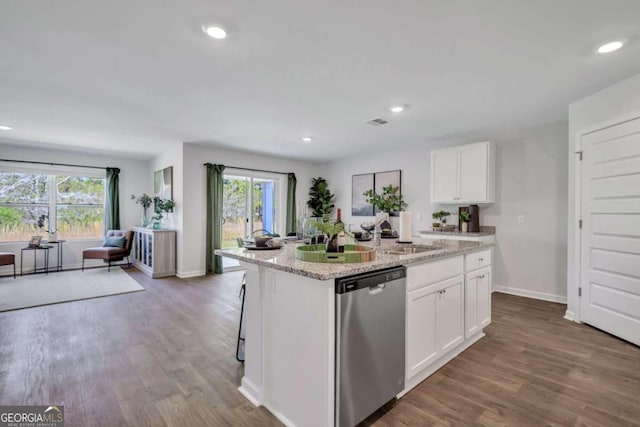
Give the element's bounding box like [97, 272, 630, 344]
[361, 222, 375, 232]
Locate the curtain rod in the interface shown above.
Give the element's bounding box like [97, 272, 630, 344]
[0, 158, 107, 170]
[203, 163, 290, 176]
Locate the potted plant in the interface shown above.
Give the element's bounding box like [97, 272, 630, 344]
[154, 197, 176, 229]
[458, 210, 470, 233]
[135, 194, 153, 226]
[307, 177, 335, 219]
[310, 218, 350, 253]
[432, 210, 450, 229]
[363, 185, 408, 216]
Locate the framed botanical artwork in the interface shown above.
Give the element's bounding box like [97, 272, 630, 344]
[154, 166, 173, 200]
[352, 173, 374, 216]
[374, 170, 401, 214]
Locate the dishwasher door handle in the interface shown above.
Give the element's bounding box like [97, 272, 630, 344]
[368, 283, 386, 295]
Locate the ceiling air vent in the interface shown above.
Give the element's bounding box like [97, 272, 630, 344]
[365, 117, 390, 126]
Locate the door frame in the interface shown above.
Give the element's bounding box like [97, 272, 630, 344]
[224, 168, 286, 238]
[569, 109, 640, 323]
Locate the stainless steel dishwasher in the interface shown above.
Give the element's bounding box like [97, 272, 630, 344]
[335, 266, 406, 427]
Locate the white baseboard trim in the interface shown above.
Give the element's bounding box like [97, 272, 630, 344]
[176, 270, 206, 278]
[263, 405, 297, 427]
[238, 378, 262, 407]
[492, 286, 567, 304]
[564, 310, 580, 323]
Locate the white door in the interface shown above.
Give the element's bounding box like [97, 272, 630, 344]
[458, 143, 488, 202]
[580, 117, 640, 346]
[406, 286, 438, 379]
[431, 148, 458, 203]
[436, 276, 464, 353]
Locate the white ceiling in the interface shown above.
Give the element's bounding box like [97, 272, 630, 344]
[1, 0, 640, 161]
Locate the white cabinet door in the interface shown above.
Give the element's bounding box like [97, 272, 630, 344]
[436, 277, 465, 353]
[406, 286, 438, 379]
[431, 148, 458, 203]
[430, 141, 494, 204]
[465, 267, 491, 339]
[459, 143, 488, 202]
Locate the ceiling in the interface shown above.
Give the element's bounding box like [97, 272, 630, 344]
[1, 0, 640, 162]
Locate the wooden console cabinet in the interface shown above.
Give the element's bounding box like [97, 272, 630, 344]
[132, 227, 176, 278]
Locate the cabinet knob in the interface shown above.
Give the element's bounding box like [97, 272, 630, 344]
[478, 258, 484, 261]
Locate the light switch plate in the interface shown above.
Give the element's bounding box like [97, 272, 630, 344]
[517, 214, 525, 224]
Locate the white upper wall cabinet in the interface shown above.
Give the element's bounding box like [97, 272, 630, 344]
[430, 141, 495, 204]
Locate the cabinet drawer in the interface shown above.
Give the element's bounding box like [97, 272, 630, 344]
[465, 249, 491, 272]
[407, 256, 463, 291]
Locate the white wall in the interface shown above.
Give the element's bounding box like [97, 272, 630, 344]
[567, 72, 640, 320]
[150, 144, 183, 274]
[179, 144, 323, 278]
[325, 121, 568, 301]
[0, 143, 151, 274]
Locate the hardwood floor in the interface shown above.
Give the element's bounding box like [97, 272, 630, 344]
[1, 270, 638, 426]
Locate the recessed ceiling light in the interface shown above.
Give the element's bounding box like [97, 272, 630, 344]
[0, 125, 12, 130]
[301, 137, 313, 143]
[203, 25, 227, 39]
[390, 105, 405, 113]
[597, 40, 625, 54]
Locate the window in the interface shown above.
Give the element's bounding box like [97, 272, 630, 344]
[0, 168, 105, 242]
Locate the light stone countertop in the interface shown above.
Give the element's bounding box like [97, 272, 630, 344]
[419, 225, 496, 237]
[215, 238, 494, 280]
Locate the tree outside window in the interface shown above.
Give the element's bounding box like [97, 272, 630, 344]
[0, 171, 105, 242]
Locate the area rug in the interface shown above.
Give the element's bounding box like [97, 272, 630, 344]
[0, 268, 145, 312]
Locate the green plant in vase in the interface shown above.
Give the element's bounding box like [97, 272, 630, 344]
[310, 218, 351, 252]
[432, 210, 450, 228]
[134, 193, 153, 226]
[154, 197, 176, 229]
[458, 210, 471, 233]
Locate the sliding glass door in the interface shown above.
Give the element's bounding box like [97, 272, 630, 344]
[222, 170, 284, 270]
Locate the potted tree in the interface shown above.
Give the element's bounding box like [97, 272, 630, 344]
[307, 177, 335, 219]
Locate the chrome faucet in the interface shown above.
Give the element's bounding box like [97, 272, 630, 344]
[373, 218, 386, 246]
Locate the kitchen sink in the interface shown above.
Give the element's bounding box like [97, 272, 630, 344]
[377, 245, 441, 256]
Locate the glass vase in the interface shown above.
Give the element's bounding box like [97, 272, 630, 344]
[142, 207, 150, 227]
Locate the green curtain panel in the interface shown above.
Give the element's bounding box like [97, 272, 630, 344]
[206, 163, 226, 274]
[105, 167, 120, 232]
[286, 173, 297, 235]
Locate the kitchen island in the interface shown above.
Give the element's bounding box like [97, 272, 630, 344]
[215, 238, 494, 427]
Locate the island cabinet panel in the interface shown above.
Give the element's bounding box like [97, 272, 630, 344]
[465, 267, 492, 339]
[406, 274, 464, 380]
